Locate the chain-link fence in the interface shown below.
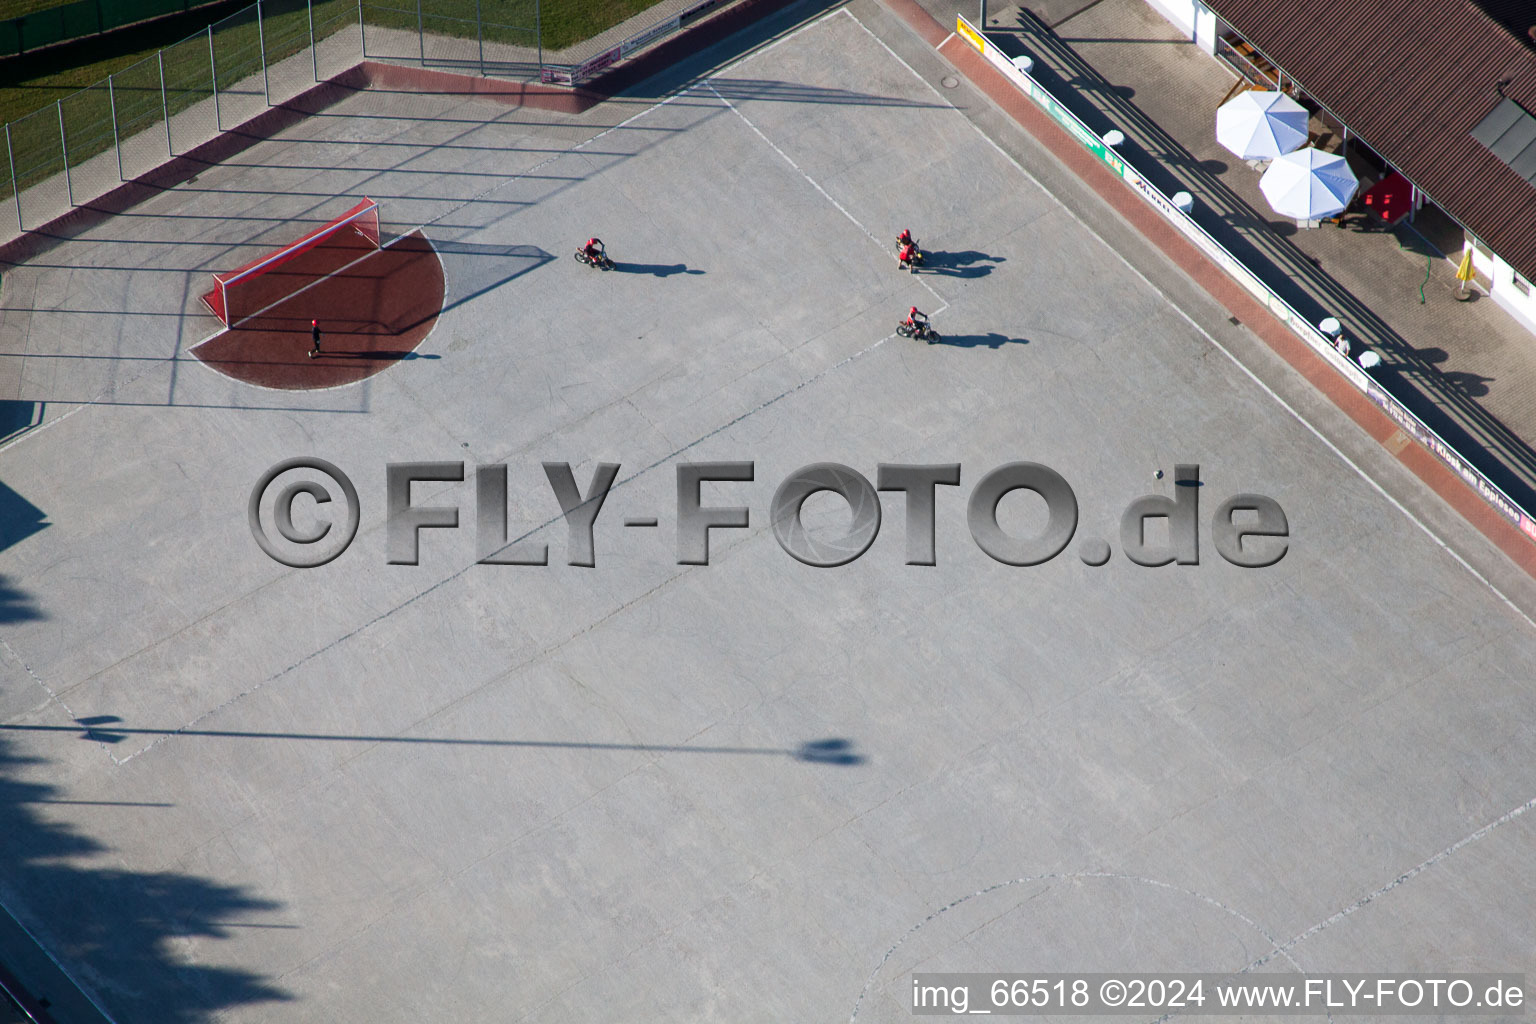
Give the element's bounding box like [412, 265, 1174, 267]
[0, 0, 234, 59]
[211, 6, 268, 130]
[0, 0, 720, 234]
[0, 125, 14, 233]
[58, 81, 119, 210]
[112, 53, 174, 183]
[358, 0, 709, 83]
[7, 103, 69, 231]
[313, 0, 365, 80]
[160, 26, 218, 158]
[0, 0, 365, 232]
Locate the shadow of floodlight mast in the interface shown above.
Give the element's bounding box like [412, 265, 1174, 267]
[0, 720, 865, 766]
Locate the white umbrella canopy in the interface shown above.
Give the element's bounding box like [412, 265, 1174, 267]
[1215, 89, 1309, 160]
[1259, 147, 1359, 220]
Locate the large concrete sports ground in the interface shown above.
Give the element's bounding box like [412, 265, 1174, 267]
[2, 1, 1535, 1020]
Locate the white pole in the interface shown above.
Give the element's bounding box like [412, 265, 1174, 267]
[476, 0, 484, 74]
[309, 0, 318, 81]
[57, 99, 73, 206]
[159, 50, 172, 155]
[5, 123, 21, 231]
[257, 0, 270, 105]
[108, 74, 122, 181]
[209, 26, 221, 130]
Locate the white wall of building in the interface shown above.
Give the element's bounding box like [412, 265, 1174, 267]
[1141, 0, 1195, 39]
[1139, 0, 1536, 344]
[1140, 0, 1220, 52]
[1489, 252, 1536, 337]
[1194, 4, 1219, 54]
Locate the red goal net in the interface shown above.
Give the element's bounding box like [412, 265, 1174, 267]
[202, 198, 381, 327]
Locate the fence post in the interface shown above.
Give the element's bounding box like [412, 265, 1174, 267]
[257, 0, 270, 106]
[308, 0, 318, 82]
[108, 73, 122, 182]
[57, 99, 73, 207]
[5, 122, 21, 231]
[159, 49, 172, 156]
[359, 0, 366, 59]
[476, 0, 483, 75]
[536, 0, 541, 68]
[417, 0, 424, 65]
[209, 25, 221, 130]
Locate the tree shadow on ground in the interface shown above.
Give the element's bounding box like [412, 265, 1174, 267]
[0, 735, 290, 1021]
[0, 576, 42, 627]
[0, 483, 48, 560]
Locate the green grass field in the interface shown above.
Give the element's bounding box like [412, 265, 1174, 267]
[359, 0, 668, 52]
[1, 0, 356, 199]
[0, 0, 79, 18]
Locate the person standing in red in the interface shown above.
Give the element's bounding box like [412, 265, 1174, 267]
[308, 319, 322, 359]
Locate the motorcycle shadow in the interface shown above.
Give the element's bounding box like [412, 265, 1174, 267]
[610, 263, 705, 277]
[916, 250, 1006, 279]
[935, 332, 1029, 349]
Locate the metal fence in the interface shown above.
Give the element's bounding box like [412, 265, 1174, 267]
[357, 0, 723, 84]
[956, 13, 1536, 549]
[0, 0, 365, 234]
[0, 0, 227, 58]
[0, 0, 724, 235]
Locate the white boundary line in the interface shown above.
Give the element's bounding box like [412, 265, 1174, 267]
[844, 8, 1536, 1012]
[0, 4, 860, 457]
[108, 17, 931, 765]
[845, 9, 1536, 633]
[196, 226, 380, 341]
[0, 82, 721, 457]
[217, 199, 378, 290]
[704, 78, 949, 314]
[849, 869, 1303, 1022]
[187, 230, 451, 395]
[1260, 792, 1536, 964]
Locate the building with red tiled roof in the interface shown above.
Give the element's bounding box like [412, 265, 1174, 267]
[1144, 0, 1536, 336]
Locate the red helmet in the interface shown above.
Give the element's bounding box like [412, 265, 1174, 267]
[311, 319, 317, 326]
[909, 306, 919, 316]
[587, 238, 598, 247]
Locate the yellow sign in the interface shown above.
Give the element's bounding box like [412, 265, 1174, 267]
[1456, 249, 1475, 282]
[957, 15, 986, 54]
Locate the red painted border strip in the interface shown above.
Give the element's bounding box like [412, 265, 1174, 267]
[877, 0, 1536, 578]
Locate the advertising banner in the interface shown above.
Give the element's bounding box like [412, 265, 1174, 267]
[956, 15, 986, 54]
[622, 15, 681, 57]
[572, 46, 621, 83]
[953, 14, 1536, 542]
[681, 0, 728, 26]
[1366, 383, 1524, 526]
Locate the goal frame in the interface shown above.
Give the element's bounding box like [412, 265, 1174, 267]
[202, 197, 380, 327]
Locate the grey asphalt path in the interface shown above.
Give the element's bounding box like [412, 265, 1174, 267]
[1, 3, 1534, 1022]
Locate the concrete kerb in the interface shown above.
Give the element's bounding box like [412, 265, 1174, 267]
[870, 0, 1536, 581]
